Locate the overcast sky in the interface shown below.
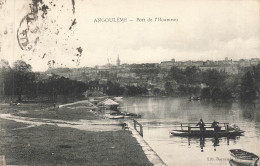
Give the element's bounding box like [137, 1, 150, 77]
[0, 0, 259, 71]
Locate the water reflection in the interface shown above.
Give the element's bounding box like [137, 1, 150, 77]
[122, 97, 260, 166]
[213, 137, 220, 151]
[186, 136, 240, 152]
[208, 101, 233, 110]
[240, 103, 257, 121]
[200, 137, 205, 152]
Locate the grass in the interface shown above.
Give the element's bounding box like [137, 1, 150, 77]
[0, 103, 101, 121]
[0, 104, 153, 166]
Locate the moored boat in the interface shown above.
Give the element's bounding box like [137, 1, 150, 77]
[229, 149, 259, 166]
[170, 122, 244, 137]
[188, 96, 200, 101]
[120, 112, 141, 118]
[106, 114, 125, 119]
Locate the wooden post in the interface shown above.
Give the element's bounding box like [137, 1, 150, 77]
[140, 125, 143, 137]
[189, 123, 191, 133]
[133, 119, 143, 137]
[181, 123, 183, 131]
[226, 124, 229, 131]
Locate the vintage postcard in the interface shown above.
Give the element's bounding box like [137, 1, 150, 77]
[0, 0, 260, 165]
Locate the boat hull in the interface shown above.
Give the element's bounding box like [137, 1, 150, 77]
[230, 158, 259, 166]
[229, 159, 259, 166]
[229, 149, 259, 166]
[170, 130, 244, 137]
[108, 115, 124, 119]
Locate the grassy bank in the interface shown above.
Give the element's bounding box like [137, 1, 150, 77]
[0, 119, 152, 166]
[0, 104, 153, 166]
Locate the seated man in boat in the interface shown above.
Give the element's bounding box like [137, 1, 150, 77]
[211, 120, 221, 132]
[196, 119, 206, 133]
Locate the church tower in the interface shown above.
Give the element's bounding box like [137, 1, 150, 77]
[117, 55, 120, 66]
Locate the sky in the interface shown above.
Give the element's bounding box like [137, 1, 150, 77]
[0, 0, 259, 71]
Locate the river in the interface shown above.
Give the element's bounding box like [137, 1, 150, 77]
[120, 97, 260, 166]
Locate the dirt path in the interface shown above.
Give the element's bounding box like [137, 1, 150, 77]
[0, 113, 124, 132]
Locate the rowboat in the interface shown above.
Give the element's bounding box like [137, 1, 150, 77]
[229, 159, 259, 166]
[105, 111, 141, 119]
[104, 112, 125, 119]
[107, 115, 124, 119]
[170, 123, 244, 137]
[120, 112, 141, 118]
[229, 149, 259, 166]
[188, 96, 200, 101]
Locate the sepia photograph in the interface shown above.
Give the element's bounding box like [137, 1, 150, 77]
[0, 0, 260, 165]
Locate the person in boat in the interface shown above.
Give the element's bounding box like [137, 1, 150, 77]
[211, 120, 221, 132]
[196, 119, 206, 133]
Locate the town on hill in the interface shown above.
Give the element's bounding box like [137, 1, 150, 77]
[0, 57, 260, 103]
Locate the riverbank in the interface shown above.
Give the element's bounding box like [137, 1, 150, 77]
[0, 103, 153, 166]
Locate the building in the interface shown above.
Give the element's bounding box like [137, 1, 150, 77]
[160, 59, 175, 70]
[117, 72, 136, 78]
[250, 58, 260, 65]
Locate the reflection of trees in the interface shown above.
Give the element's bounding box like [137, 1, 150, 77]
[240, 71, 257, 102]
[212, 102, 232, 110]
[256, 104, 260, 122]
[199, 100, 233, 110]
[240, 103, 256, 121]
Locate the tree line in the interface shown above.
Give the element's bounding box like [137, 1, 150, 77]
[0, 60, 149, 102]
[1, 59, 259, 103]
[0, 60, 87, 102]
[87, 80, 148, 97]
[163, 64, 260, 102]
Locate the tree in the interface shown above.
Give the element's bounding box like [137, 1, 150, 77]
[201, 88, 211, 99]
[153, 88, 161, 96]
[178, 84, 187, 95]
[13, 60, 32, 73]
[252, 62, 260, 94]
[221, 89, 233, 102]
[38, 76, 88, 100]
[225, 75, 240, 94]
[212, 88, 222, 101]
[166, 66, 187, 83]
[4, 60, 36, 100]
[106, 81, 124, 96]
[202, 69, 227, 88]
[192, 86, 201, 95]
[0, 59, 11, 96]
[123, 85, 147, 96]
[184, 66, 201, 84]
[164, 82, 174, 95]
[240, 71, 256, 102]
[0, 59, 10, 69]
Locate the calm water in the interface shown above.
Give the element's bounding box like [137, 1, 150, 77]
[120, 97, 260, 166]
